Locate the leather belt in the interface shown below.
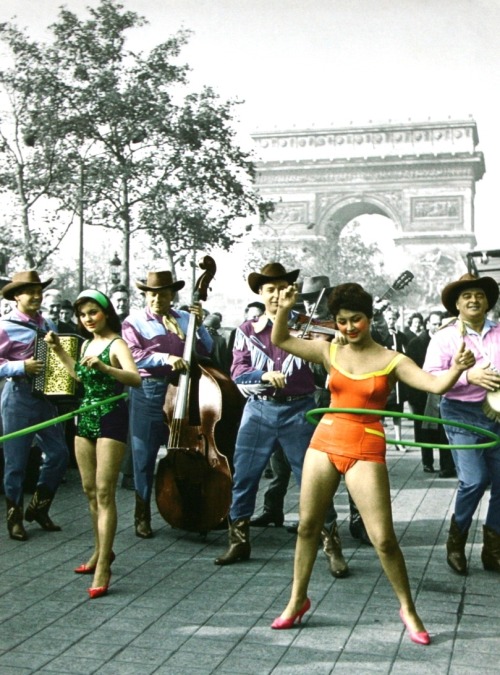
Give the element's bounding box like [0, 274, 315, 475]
[253, 393, 312, 404]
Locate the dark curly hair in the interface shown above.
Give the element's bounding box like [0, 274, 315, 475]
[327, 283, 373, 319]
[74, 291, 121, 337]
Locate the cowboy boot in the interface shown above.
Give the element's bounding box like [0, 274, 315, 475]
[25, 484, 61, 531]
[134, 493, 153, 538]
[481, 525, 500, 573]
[250, 510, 284, 527]
[446, 514, 469, 575]
[6, 498, 28, 541]
[214, 519, 250, 565]
[321, 522, 349, 578]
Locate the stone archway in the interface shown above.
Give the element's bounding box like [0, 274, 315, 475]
[252, 119, 485, 266]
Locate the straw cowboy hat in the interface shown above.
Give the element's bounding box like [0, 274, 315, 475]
[300, 275, 333, 300]
[247, 262, 300, 294]
[441, 273, 499, 316]
[1, 270, 53, 301]
[135, 270, 185, 293]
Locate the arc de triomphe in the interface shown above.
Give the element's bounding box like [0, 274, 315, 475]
[251, 119, 485, 267]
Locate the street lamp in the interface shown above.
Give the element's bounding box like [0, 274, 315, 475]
[109, 252, 122, 287]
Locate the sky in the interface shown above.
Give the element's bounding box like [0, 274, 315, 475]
[1, 0, 499, 310]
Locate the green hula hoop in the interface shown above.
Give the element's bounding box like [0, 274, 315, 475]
[0, 393, 128, 444]
[305, 407, 500, 450]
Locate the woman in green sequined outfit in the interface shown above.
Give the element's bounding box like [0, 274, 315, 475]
[46, 290, 140, 598]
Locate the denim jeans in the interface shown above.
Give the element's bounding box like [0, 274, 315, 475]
[1, 379, 69, 504]
[230, 395, 315, 521]
[441, 397, 500, 534]
[129, 378, 169, 502]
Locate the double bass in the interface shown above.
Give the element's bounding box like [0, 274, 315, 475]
[155, 256, 245, 533]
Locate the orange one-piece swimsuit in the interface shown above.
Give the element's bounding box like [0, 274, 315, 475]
[308, 342, 405, 474]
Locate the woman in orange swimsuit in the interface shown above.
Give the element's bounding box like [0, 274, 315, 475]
[270, 282, 475, 645]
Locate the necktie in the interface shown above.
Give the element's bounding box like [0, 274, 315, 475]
[162, 314, 185, 339]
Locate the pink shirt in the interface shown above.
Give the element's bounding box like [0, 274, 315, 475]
[423, 318, 500, 403]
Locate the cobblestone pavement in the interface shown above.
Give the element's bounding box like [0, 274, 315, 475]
[1, 422, 498, 674]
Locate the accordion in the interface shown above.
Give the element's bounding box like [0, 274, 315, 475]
[32, 333, 83, 397]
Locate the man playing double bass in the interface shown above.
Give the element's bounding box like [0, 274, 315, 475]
[122, 270, 213, 538]
[215, 262, 318, 566]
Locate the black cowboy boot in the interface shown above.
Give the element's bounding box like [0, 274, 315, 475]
[481, 525, 500, 573]
[134, 493, 153, 538]
[250, 510, 284, 527]
[25, 484, 61, 531]
[446, 514, 469, 575]
[320, 522, 349, 578]
[6, 498, 28, 541]
[349, 496, 372, 546]
[214, 519, 250, 565]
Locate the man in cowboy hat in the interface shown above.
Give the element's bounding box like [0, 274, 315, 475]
[121, 270, 213, 538]
[424, 272, 500, 575]
[0, 270, 69, 540]
[215, 262, 320, 566]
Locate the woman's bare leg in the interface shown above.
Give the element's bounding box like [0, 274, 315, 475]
[91, 438, 125, 588]
[346, 461, 427, 633]
[279, 449, 340, 619]
[75, 436, 99, 568]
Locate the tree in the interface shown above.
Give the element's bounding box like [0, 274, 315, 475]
[0, 23, 74, 269]
[46, 0, 270, 287]
[245, 219, 391, 298]
[141, 87, 273, 277]
[0, 0, 270, 288]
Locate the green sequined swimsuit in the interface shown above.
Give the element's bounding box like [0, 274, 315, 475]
[75, 338, 125, 440]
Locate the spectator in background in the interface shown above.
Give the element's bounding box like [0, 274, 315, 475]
[109, 285, 134, 490]
[383, 307, 409, 452]
[58, 299, 78, 333]
[404, 312, 424, 342]
[110, 285, 130, 322]
[203, 313, 229, 373]
[42, 288, 63, 324]
[406, 311, 457, 477]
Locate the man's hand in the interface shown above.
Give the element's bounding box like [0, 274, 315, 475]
[465, 362, 500, 390]
[262, 371, 287, 389]
[167, 354, 189, 372]
[44, 330, 61, 350]
[24, 357, 44, 376]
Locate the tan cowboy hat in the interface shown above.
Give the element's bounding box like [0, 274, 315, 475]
[248, 262, 300, 294]
[441, 273, 499, 316]
[300, 275, 333, 300]
[2, 270, 53, 301]
[135, 270, 185, 293]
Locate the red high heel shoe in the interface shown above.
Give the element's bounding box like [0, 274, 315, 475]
[271, 598, 311, 629]
[399, 609, 431, 645]
[88, 573, 111, 599]
[74, 551, 115, 574]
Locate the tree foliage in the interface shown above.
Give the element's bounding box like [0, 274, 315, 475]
[245, 219, 392, 298]
[0, 0, 270, 286]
